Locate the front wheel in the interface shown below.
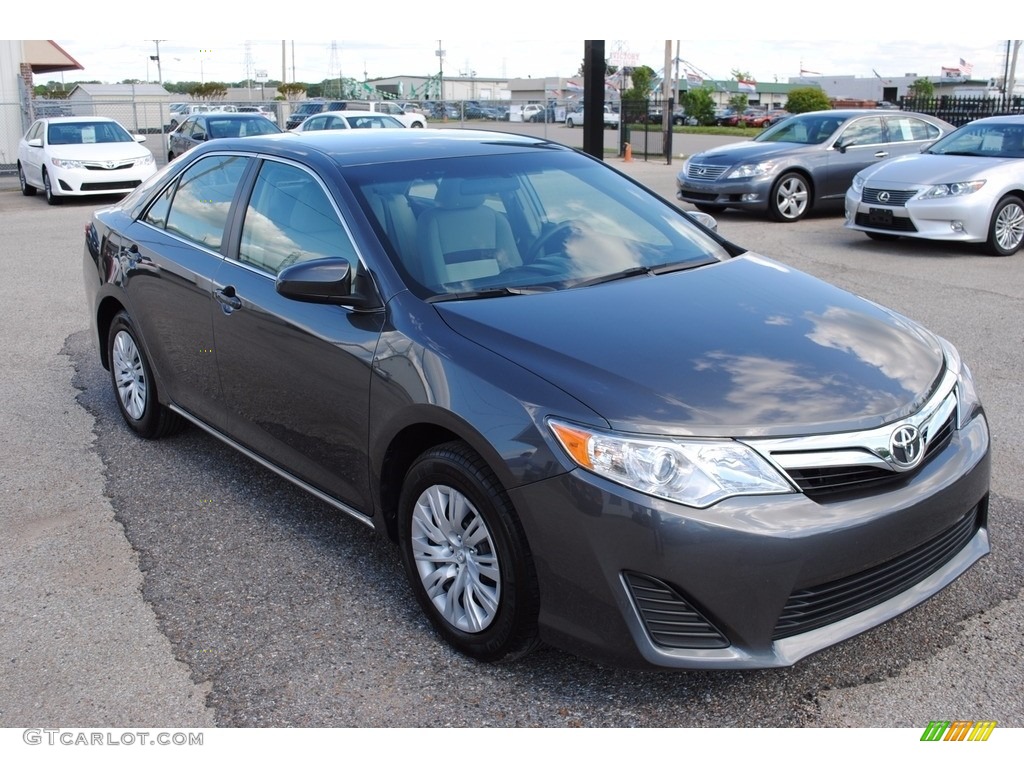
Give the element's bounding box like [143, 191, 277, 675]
[986, 195, 1024, 256]
[398, 442, 540, 662]
[768, 172, 810, 222]
[43, 169, 61, 206]
[18, 163, 37, 196]
[107, 311, 184, 439]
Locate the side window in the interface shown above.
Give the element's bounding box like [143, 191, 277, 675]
[27, 121, 43, 141]
[305, 116, 325, 131]
[238, 160, 358, 275]
[839, 117, 885, 147]
[190, 118, 207, 139]
[162, 155, 249, 250]
[887, 116, 941, 142]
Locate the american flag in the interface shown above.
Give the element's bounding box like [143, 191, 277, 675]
[960, 57, 974, 76]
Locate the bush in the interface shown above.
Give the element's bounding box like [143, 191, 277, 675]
[785, 87, 832, 114]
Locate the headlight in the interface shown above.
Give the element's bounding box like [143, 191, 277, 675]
[135, 155, 155, 167]
[919, 180, 986, 199]
[51, 158, 85, 169]
[851, 173, 866, 193]
[937, 336, 982, 428]
[726, 160, 778, 179]
[548, 419, 794, 508]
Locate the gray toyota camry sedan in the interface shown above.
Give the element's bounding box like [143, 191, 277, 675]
[82, 129, 990, 669]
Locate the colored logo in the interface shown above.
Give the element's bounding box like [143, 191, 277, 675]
[920, 720, 997, 741]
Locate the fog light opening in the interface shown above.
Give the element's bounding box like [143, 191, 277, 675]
[950, 221, 966, 233]
[741, 193, 759, 202]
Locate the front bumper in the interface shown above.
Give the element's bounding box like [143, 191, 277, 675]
[676, 174, 775, 211]
[48, 162, 155, 197]
[844, 188, 994, 243]
[509, 413, 990, 669]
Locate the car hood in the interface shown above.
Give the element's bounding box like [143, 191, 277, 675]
[435, 255, 945, 437]
[47, 141, 151, 161]
[687, 141, 814, 168]
[862, 152, 1014, 184]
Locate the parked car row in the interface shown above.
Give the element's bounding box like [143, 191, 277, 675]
[676, 108, 1024, 256]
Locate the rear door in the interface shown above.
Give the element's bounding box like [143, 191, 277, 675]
[120, 152, 253, 426]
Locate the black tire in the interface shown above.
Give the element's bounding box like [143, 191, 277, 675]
[768, 172, 810, 222]
[42, 169, 61, 206]
[695, 203, 726, 214]
[398, 441, 540, 662]
[866, 232, 900, 242]
[106, 311, 184, 439]
[986, 195, 1024, 256]
[18, 163, 37, 196]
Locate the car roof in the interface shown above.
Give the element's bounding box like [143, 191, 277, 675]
[190, 128, 561, 168]
[38, 115, 119, 124]
[313, 111, 385, 119]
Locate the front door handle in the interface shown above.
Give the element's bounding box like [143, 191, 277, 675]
[215, 285, 242, 312]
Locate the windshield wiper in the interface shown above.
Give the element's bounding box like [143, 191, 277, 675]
[571, 266, 653, 288]
[650, 257, 718, 275]
[427, 285, 556, 303]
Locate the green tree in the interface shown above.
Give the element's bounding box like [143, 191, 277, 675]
[682, 86, 715, 126]
[785, 86, 831, 113]
[728, 93, 749, 112]
[623, 65, 657, 100]
[277, 82, 308, 100]
[908, 77, 934, 100]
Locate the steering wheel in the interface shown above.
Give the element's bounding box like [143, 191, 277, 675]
[527, 221, 583, 261]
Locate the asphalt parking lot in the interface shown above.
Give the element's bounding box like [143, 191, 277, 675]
[1, 132, 1022, 730]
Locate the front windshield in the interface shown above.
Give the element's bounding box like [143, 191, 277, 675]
[47, 121, 134, 145]
[344, 149, 729, 299]
[755, 113, 845, 145]
[925, 121, 1024, 158]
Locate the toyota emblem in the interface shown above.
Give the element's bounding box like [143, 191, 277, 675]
[890, 425, 923, 469]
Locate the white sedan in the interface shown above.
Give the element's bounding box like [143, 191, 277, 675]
[845, 115, 1024, 256]
[291, 110, 406, 133]
[564, 106, 620, 129]
[18, 116, 156, 205]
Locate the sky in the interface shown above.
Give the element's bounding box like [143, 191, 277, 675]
[17, 5, 1014, 88]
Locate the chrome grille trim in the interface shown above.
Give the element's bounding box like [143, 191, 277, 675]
[685, 163, 730, 181]
[745, 370, 959, 498]
[861, 187, 919, 206]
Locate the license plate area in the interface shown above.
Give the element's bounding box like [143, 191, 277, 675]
[869, 207, 894, 226]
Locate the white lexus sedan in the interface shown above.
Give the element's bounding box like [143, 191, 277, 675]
[845, 115, 1024, 256]
[17, 115, 156, 205]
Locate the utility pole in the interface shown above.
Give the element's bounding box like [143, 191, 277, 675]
[436, 41, 445, 101]
[149, 40, 165, 85]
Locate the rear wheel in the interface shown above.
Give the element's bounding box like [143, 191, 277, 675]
[769, 172, 810, 222]
[398, 442, 540, 662]
[107, 311, 184, 439]
[986, 195, 1024, 256]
